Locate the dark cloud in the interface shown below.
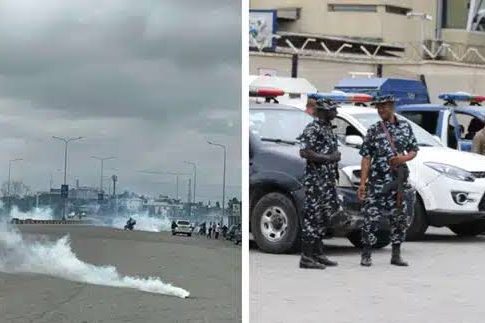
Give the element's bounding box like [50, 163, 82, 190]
[0, 0, 241, 201]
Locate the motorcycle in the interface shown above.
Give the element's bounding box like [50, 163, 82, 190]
[124, 218, 136, 231]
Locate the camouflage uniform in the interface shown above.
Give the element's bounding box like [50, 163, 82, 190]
[359, 118, 419, 246]
[298, 119, 341, 245]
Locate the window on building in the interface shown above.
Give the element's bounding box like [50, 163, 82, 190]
[328, 4, 377, 13]
[385, 5, 411, 15]
[442, 0, 470, 29]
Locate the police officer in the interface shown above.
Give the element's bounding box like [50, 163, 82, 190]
[298, 98, 341, 269]
[358, 95, 419, 267]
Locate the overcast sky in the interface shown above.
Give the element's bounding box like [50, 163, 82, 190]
[0, 0, 241, 203]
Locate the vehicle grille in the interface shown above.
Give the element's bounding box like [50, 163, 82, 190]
[479, 194, 485, 211]
[472, 171, 485, 179]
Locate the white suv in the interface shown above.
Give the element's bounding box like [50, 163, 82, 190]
[334, 106, 485, 239]
[172, 220, 193, 237]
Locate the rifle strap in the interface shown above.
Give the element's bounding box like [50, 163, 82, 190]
[380, 121, 397, 155]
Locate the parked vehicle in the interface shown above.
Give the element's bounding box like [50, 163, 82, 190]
[328, 104, 485, 239]
[249, 93, 390, 254]
[335, 77, 430, 106]
[172, 220, 193, 237]
[397, 92, 485, 152]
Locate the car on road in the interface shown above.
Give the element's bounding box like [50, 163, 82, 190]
[172, 220, 193, 237]
[396, 92, 485, 152]
[249, 98, 391, 254]
[330, 104, 485, 239]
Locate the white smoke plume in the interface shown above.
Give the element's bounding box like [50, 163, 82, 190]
[9, 206, 54, 220]
[106, 212, 173, 232]
[0, 222, 190, 298]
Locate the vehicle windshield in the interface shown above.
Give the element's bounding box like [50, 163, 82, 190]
[178, 221, 190, 225]
[249, 107, 313, 142]
[354, 112, 442, 147]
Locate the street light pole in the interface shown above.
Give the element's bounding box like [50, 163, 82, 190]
[52, 136, 83, 185]
[208, 141, 226, 224]
[184, 161, 197, 204]
[7, 158, 22, 211]
[91, 156, 116, 193]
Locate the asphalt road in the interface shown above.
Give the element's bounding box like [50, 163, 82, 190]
[0, 225, 241, 323]
[251, 227, 485, 323]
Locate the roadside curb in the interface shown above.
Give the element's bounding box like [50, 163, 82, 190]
[10, 218, 90, 225]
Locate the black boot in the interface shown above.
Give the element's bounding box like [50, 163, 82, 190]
[300, 242, 325, 269]
[360, 245, 372, 267]
[313, 241, 338, 266]
[391, 244, 408, 266]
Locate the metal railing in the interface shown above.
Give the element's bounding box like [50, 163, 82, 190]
[250, 33, 485, 65]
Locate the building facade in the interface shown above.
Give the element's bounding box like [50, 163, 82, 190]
[250, 0, 485, 100]
[250, 0, 485, 64]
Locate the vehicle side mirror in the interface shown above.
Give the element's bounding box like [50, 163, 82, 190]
[345, 135, 363, 147]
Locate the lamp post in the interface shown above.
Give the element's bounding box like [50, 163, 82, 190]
[91, 156, 116, 193]
[7, 158, 22, 211]
[184, 161, 197, 204]
[52, 136, 83, 185]
[208, 141, 226, 223]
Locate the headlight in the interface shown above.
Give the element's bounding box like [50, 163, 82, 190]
[425, 162, 475, 182]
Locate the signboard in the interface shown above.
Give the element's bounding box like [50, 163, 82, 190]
[61, 184, 69, 198]
[249, 10, 277, 51]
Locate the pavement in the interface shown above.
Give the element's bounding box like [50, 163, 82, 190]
[0, 225, 241, 323]
[251, 227, 485, 323]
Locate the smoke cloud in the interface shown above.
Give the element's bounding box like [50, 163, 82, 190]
[0, 222, 190, 298]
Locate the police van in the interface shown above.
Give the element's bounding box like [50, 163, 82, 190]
[396, 92, 485, 152]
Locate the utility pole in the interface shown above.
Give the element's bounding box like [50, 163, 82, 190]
[91, 156, 116, 193]
[184, 161, 197, 204]
[208, 141, 227, 224]
[187, 178, 192, 217]
[52, 136, 82, 220]
[7, 158, 22, 212]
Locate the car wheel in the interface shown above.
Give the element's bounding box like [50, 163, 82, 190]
[188, 233, 192, 237]
[347, 230, 390, 249]
[251, 192, 299, 254]
[172, 232, 176, 236]
[449, 220, 485, 236]
[406, 196, 428, 241]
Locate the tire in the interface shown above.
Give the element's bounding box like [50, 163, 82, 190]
[251, 192, 299, 254]
[172, 232, 176, 236]
[449, 220, 485, 236]
[406, 196, 428, 241]
[188, 233, 192, 237]
[347, 230, 390, 249]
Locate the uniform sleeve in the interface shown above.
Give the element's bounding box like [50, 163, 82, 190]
[359, 127, 374, 158]
[298, 124, 316, 150]
[405, 123, 419, 152]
